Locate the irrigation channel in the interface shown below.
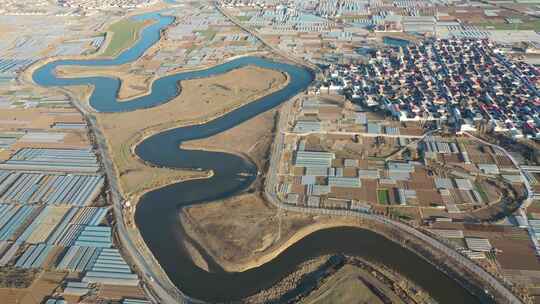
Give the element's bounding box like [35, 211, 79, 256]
[32, 11, 492, 304]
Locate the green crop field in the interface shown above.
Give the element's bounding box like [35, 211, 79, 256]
[377, 189, 390, 205]
[236, 15, 251, 22]
[195, 29, 218, 41]
[101, 18, 148, 57]
[474, 182, 489, 203]
[477, 19, 540, 31]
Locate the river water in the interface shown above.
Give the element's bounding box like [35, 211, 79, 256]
[32, 11, 491, 304]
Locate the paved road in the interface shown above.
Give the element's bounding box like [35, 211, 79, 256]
[82, 108, 190, 303]
[264, 99, 523, 304]
[463, 132, 539, 256]
[215, 1, 320, 73]
[286, 130, 425, 139]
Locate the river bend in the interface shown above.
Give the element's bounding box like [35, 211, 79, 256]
[32, 11, 488, 304]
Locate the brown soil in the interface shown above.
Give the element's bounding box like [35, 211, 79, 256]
[0, 271, 66, 304]
[0, 108, 82, 130]
[97, 284, 146, 301]
[180, 192, 372, 272]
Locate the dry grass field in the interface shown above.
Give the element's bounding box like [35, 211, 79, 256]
[57, 65, 151, 100]
[180, 192, 373, 272]
[180, 193, 319, 272]
[300, 264, 387, 304]
[97, 284, 146, 300]
[0, 271, 65, 304]
[184, 107, 277, 170]
[101, 18, 153, 58]
[0, 108, 83, 130]
[94, 65, 288, 197]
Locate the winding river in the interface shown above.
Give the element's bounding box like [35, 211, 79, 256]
[32, 11, 492, 304]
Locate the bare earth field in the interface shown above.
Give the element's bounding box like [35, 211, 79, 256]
[0, 271, 65, 304]
[93, 65, 288, 197]
[181, 193, 317, 272]
[180, 193, 373, 273]
[0, 108, 83, 130]
[57, 65, 152, 100]
[300, 264, 386, 304]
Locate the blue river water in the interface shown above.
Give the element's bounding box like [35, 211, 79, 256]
[31, 11, 490, 304]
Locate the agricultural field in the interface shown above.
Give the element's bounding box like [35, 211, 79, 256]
[280, 117, 516, 221]
[0, 271, 65, 304]
[101, 18, 152, 58]
[0, 267, 38, 288]
[377, 189, 390, 205]
[475, 19, 540, 31]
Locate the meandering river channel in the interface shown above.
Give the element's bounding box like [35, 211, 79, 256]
[32, 11, 492, 304]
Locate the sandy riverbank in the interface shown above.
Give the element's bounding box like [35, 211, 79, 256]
[180, 193, 378, 273]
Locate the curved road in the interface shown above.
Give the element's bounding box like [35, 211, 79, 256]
[265, 109, 523, 304]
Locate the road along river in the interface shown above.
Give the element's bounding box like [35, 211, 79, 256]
[32, 11, 492, 304]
